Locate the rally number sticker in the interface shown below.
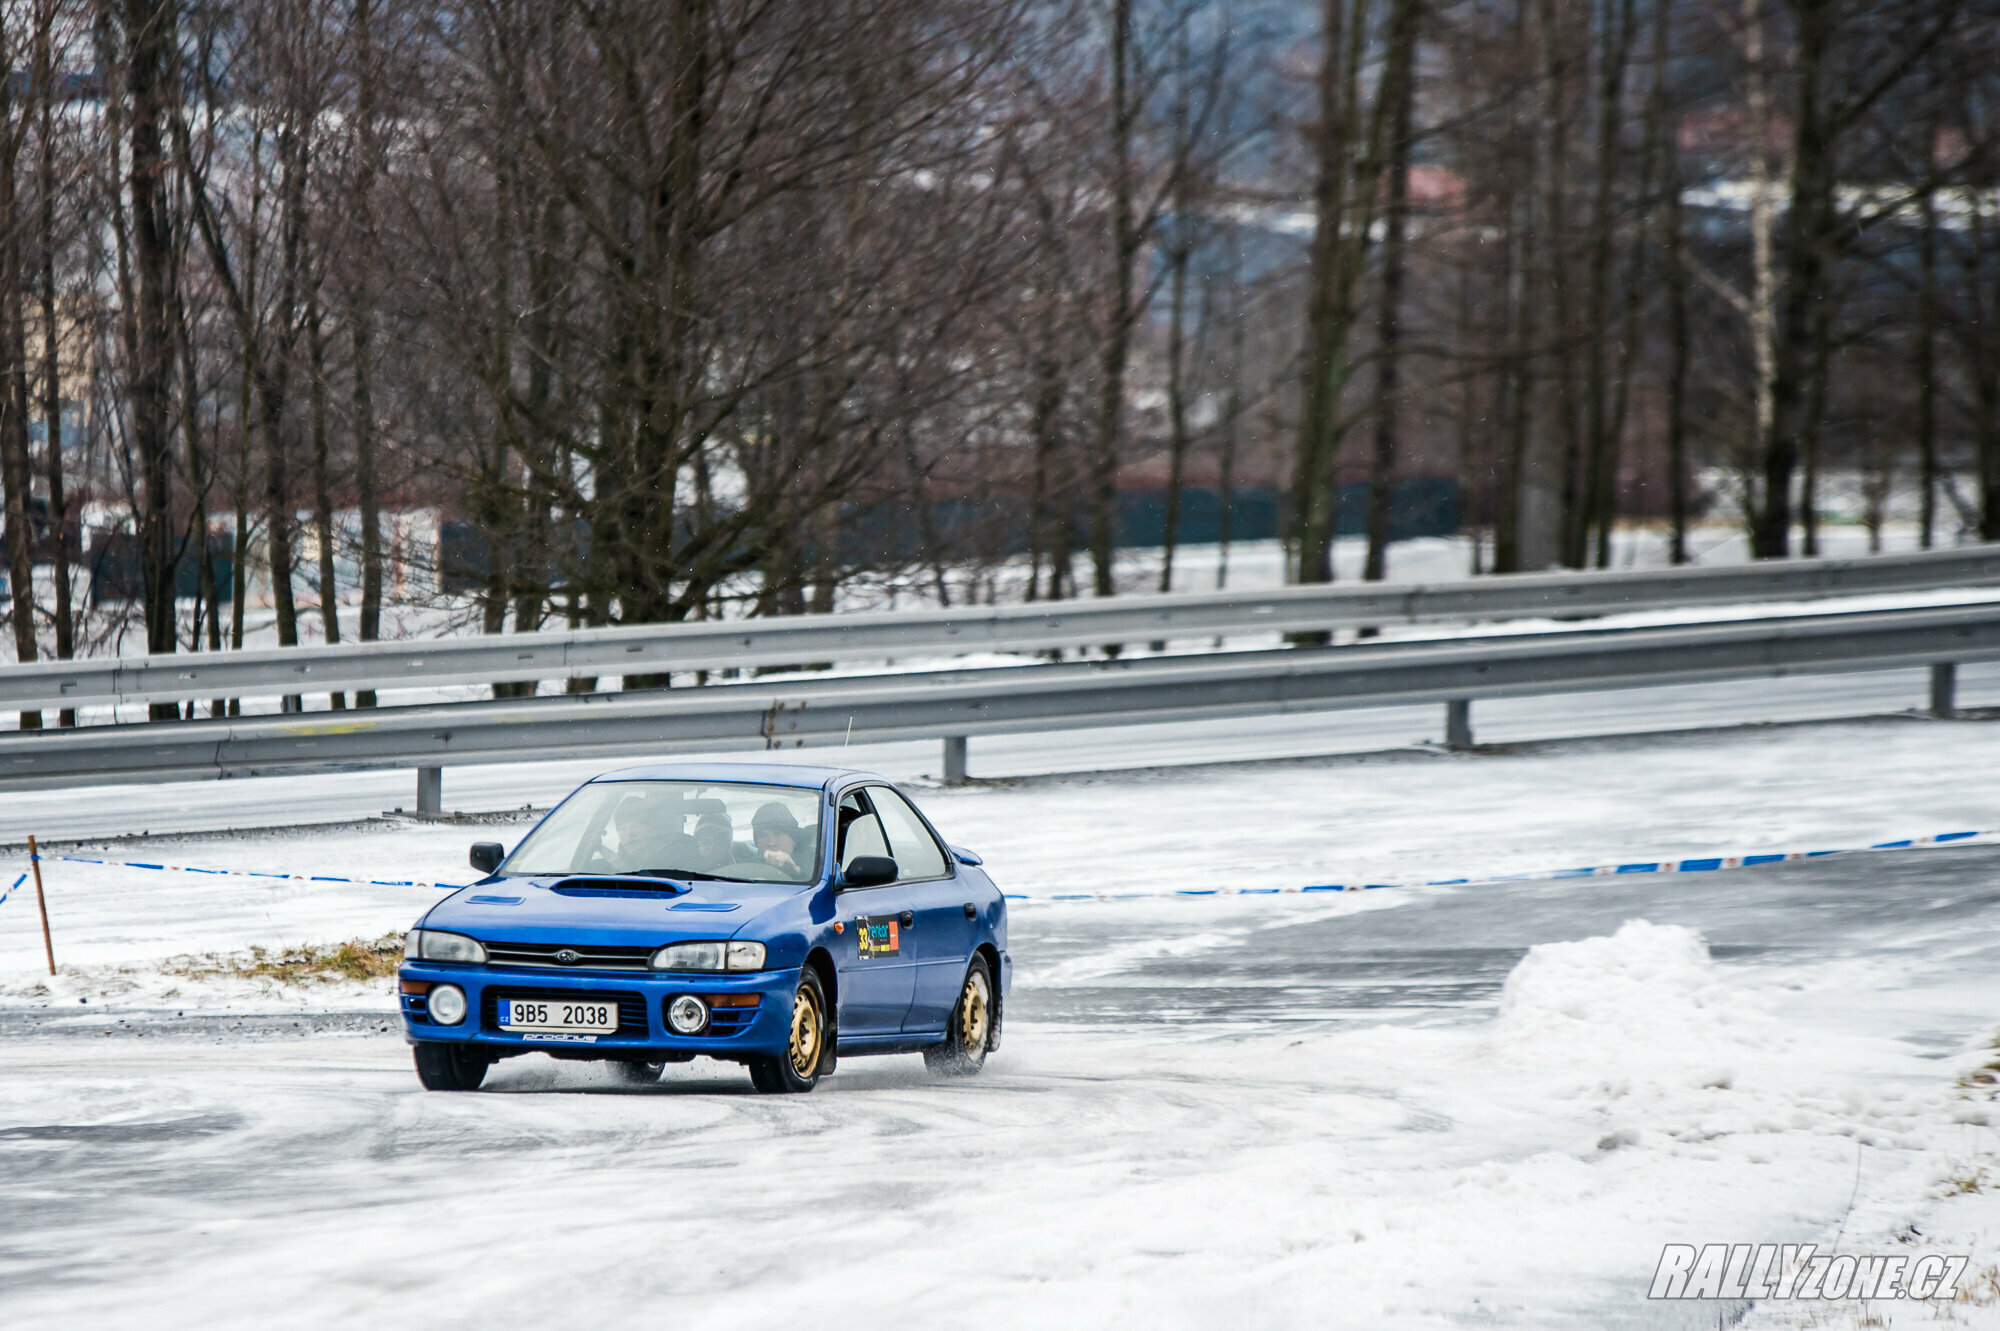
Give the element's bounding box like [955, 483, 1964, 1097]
[857, 916, 901, 959]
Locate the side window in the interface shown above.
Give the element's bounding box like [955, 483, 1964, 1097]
[838, 792, 891, 868]
[869, 786, 950, 881]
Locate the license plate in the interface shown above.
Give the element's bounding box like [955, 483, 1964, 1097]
[498, 998, 618, 1034]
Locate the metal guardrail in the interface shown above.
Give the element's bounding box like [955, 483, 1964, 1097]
[0, 602, 1992, 795]
[3, 544, 1999, 713]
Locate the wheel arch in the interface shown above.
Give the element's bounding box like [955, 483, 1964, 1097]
[974, 942, 1002, 1051]
[803, 946, 837, 1013]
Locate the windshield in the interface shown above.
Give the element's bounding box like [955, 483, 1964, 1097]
[501, 780, 825, 884]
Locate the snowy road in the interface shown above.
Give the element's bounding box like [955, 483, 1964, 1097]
[5, 842, 1999, 1328]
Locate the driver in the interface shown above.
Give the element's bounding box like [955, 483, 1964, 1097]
[747, 803, 810, 877]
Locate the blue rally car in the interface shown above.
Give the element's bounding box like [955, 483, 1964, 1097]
[398, 763, 1009, 1093]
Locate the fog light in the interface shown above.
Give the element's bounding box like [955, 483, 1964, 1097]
[429, 983, 468, 1025]
[667, 994, 709, 1035]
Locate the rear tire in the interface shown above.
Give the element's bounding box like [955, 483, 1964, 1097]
[748, 969, 828, 1094]
[413, 1043, 490, 1091]
[923, 957, 992, 1077]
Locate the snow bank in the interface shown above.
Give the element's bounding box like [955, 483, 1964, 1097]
[1490, 919, 1785, 1080]
[0, 961, 393, 1016]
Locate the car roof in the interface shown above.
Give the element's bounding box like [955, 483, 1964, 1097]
[587, 761, 880, 791]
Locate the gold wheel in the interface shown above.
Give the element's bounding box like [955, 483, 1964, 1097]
[925, 959, 992, 1077]
[957, 969, 990, 1053]
[788, 981, 823, 1078]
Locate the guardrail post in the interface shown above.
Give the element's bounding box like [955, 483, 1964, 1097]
[1930, 663, 1957, 718]
[1445, 698, 1473, 750]
[942, 735, 968, 785]
[416, 766, 443, 817]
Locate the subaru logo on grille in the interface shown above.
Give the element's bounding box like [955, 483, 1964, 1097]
[553, 948, 582, 966]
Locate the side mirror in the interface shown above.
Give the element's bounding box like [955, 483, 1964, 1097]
[839, 856, 898, 889]
[469, 842, 505, 875]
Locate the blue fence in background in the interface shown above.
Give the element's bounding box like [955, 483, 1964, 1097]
[841, 480, 1459, 566]
[193, 478, 1460, 599]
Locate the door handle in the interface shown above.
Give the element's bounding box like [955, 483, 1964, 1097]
[962, 902, 977, 920]
[898, 910, 914, 927]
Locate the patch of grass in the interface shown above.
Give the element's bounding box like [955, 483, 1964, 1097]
[1942, 1165, 1992, 1196]
[1956, 1028, 2000, 1092]
[165, 934, 404, 986]
[1958, 1263, 2000, 1309]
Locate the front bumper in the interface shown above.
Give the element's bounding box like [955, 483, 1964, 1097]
[399, 961, 796, 1059]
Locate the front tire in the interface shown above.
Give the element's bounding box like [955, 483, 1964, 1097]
[749, 968, 828, 1094]
[923, 957, 993, 1077]
[413, 1043, 490, 1091]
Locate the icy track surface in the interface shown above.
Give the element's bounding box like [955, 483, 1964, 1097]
[3, 723, 2000, 1328]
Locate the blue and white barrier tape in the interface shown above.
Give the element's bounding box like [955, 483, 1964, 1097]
[1, 827, 1991, 910]
[32, 856, 467, 892]
[1000, 828, 1999, 902]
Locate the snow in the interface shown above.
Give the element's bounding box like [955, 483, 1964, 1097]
[3, 714, 2000, 1327]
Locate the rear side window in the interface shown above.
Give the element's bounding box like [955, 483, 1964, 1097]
[868, 786, 950, 881]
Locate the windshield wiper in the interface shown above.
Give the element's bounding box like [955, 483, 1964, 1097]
[620, 869, 726, 881]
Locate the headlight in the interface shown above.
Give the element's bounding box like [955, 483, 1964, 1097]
[667, 994, 709, 1034]
[428, 983, 468, 1025]
[649, 941, 766, 972]
[411, 930, 487, 964]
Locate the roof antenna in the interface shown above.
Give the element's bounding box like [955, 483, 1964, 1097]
[842, 715, 853, 751]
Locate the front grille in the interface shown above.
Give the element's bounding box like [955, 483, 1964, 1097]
[483, 987, 650, 1038]
[483, 940, 655, 972]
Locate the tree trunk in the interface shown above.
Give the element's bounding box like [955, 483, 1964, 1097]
[1364, 0, 1421, 585]
[1744, 0, 1781, 550]
[33, 3, 71, 723]
[126, 0, 180, 714]
[1536, 0, 1584, 570]
[1656, 0, 1690, 565]
[1215, 232, 1243, 591]
[1916, 130, 1939, 549]
[351, 0, 382, 706]
[1160, 233, 1191, 595]
[1494, 178, 1537, 572]
[1025, 346, 1062, 603]
[1295, 0, 1388, 592]
[1576, 0, 1636, 569]
[1089, 0, 1139, 601]
[0, 79, 41, 727]
[173, 233, 219, 710]
[262, 113, 308, 649]
[307, 296, 345, 707]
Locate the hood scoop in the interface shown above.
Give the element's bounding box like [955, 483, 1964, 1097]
[549, 876, 691, 899]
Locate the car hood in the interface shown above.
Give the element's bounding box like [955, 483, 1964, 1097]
[420, 876, 807, 946]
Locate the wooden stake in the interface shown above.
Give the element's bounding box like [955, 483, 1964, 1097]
[27, 834, 53, 976]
